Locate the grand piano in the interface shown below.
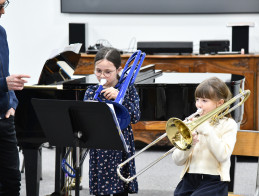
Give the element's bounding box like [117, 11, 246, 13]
[15, 51, 245, 196]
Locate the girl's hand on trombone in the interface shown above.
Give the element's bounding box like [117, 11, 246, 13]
[192, 130, 199, 145]
[101, 87, 119, 100]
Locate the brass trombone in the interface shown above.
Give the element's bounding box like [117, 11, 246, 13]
[117, 89, 250, 183]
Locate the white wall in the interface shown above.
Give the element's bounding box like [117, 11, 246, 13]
[1, 0, 259, 83]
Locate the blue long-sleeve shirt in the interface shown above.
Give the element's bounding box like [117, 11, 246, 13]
[0, 25, 18, 118]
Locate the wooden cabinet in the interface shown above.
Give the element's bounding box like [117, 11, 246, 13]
[75, 53, 259, 145]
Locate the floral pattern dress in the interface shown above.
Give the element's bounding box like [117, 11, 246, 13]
[83, 84, 140, 195]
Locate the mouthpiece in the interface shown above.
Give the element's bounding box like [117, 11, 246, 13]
[196, 108, 203, 115]
[185, 108, 203, 121]
[100, 79, 107, 85]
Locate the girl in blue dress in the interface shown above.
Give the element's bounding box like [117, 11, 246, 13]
[83, 47, 140, 196]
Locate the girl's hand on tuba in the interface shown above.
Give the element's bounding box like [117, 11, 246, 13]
[101, 87, 119, 100]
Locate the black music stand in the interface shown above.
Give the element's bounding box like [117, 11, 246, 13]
[31, 98, 127, 196]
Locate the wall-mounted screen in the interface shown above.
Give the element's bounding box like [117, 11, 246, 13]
[61, 0, 259, 14]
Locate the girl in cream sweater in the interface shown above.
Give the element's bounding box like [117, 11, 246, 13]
[172, 77, 238, 196]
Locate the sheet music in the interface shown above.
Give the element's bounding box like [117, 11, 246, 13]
[57, 61, 85, 80]
[57, 61, 74, 78]
[48, 43, 82, 60]
[106, 103, 129, 153]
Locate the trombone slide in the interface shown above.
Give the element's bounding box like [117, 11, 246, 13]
[117, 133, 169, 183]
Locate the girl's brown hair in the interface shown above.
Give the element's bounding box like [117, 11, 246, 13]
[94, 47, 121, 69]
[195, 77, 232, 117]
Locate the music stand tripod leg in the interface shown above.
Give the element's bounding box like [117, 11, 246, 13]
[75, 145, 80, 196]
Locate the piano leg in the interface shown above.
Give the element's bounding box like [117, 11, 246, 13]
[50, 147, 65, 196]
[23, 146, 42, 196]
[24, 146, 65, 196]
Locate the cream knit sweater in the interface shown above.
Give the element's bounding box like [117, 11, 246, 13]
[172, 117, 238, 181]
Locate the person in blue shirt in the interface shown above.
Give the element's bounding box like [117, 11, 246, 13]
[0, 0, 30, 195]
[83, 47, 140, 196]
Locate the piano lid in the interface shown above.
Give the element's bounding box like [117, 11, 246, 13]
[38, 51, 81, 85]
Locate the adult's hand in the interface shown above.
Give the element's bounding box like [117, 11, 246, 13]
[6, 74, 30, 90]
[5, 108, 15, 118]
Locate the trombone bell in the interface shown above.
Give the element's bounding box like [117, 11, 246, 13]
[166, 118, 192, 150]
